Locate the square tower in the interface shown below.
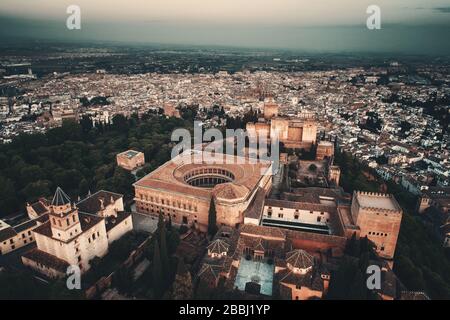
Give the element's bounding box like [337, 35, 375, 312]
[351, 191, 403, 261]
[48, 187, 82, 242]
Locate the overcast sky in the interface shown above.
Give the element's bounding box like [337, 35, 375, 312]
[1, 0, 449, 54]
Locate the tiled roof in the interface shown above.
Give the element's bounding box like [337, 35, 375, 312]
[52, 187, 71, 206]
[265, 198, 336, 213]
[286, 249, 315, 269]
[76, 190, 123, 215]
[0, 215, 49, 242]
[0, 227, 17, 242]
[244, 187, 266, 220]
[239, 224, 286, 240]
[277, 268, 324, 292]
[400, 291, 431, 300]
[105, 212, 132, 232]
[207, 239, 230, 254]
[134, 151, 271, 203]
[198, 263, 222, 283]
[22, 248, 70, 273]
[33, 212, 103, 243]
[14, 215, 49, 233]
[30, 199, 50, 215]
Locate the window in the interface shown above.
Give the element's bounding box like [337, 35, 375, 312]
[294, 215, 299, 219]
[28, 231, 31, 236]
[22, 233, 26, 239]
[77, 256, 82, 262]
[317, 217, 321, 222]
[66, 218, 70, 226]
[73, 215, 76, 223]
[278, 213, 283, 218]
[58, 220, 62, 227]
[92, 233, 96, 240]
[10, 239, 14, 244]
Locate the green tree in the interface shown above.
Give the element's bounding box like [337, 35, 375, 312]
[152, 239, 163, 298]
[171, 259, 193, 300]
[160, 219, 170, 277]
[208, 197, 218, 237]
[113, 267, 134, 295]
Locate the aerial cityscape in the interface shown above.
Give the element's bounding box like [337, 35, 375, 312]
[0, 0, 449, 307]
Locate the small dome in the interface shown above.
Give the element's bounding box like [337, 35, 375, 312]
[286, 249, 314, 270]
[213, 183, 249, 201]
[207, 239, 230, 255]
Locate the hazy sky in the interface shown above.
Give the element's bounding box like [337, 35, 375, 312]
[1, 0, 449, 54]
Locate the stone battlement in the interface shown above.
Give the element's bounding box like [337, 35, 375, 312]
[354, 191, 402, 213]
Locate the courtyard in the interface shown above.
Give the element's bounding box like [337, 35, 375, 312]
[234, 257, 274, 296]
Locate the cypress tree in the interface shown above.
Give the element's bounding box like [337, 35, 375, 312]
[172, 259, 193, 300]
[152, 239, 163, 298]
[208, 197, 218, 237]
[160, 220, 170, 278]
[157, 211, 164, 231]
[167, 214, 172, 231]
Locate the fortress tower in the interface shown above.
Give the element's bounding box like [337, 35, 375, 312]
[351, 191, 403, 263]
[328, 166, 341, 186]
[263, 98, 279, 120]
